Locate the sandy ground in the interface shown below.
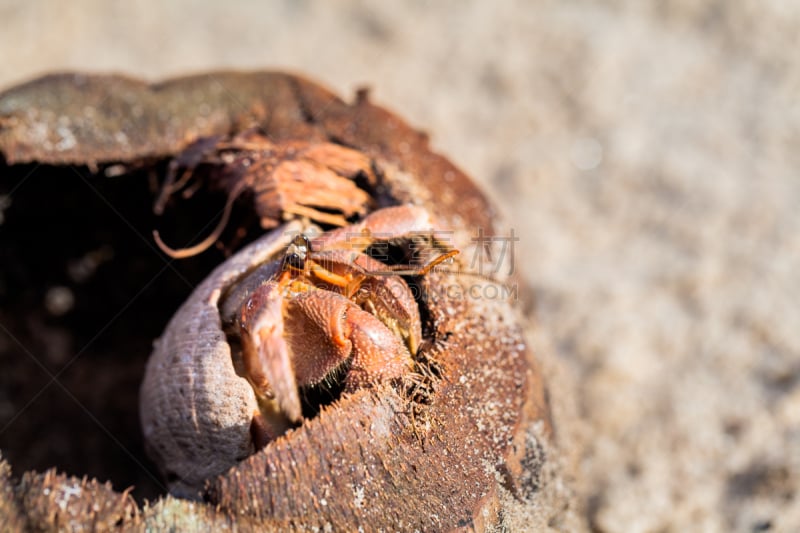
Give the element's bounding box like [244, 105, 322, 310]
[2, 1, 799, 531]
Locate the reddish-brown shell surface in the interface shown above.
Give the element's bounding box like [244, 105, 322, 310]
[0, 72, 560, 531]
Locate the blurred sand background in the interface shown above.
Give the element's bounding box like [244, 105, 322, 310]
[2, 1, 799, 531]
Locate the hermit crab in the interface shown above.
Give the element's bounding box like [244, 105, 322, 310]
[224, 205, 454, 443]
[140, 203, 461, 491]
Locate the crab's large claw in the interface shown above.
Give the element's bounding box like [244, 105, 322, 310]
[286, 290, 413, 391]
[239, 281, 303, 423]
[240, 283, 412, 426]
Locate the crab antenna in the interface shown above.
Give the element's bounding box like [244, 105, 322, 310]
[416, 249, 460, 276]
[152, 181, 244, 259]
[381, 249, 459, 276]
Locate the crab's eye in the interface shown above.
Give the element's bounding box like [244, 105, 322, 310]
[283, 234, 311, 271]
[288, 235, 310, 255]
[284, 252, 305, 271]
[292, 234, 311, 250]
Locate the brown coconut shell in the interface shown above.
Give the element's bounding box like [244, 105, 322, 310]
[0, 71, 563, 531]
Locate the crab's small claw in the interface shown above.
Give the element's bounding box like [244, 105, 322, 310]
[239, 281, 303, 423]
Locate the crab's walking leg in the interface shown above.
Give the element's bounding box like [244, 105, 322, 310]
[239, 281, 303, 423]
[312, 204, 438, 252]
